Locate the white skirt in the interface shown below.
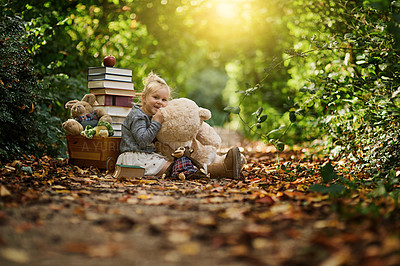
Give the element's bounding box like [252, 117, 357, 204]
[116, 152, 169, 176]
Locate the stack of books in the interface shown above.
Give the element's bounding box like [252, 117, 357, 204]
[88, 66, 135, 137]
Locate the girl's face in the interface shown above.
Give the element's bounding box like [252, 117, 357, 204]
[141, 87, 169, 117]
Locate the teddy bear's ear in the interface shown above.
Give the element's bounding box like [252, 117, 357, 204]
[199, 108, 211, 121]
[81, 94, 97, 106]
[65, 100, 78, 109]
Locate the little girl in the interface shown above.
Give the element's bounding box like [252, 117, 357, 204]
[116, 72, 171, 176]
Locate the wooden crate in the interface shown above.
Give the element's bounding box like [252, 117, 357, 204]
[66, 135, 121, 172]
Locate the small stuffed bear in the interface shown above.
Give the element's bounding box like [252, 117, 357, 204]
[162, 146, 208, 180]
[62, 94, 112, 135]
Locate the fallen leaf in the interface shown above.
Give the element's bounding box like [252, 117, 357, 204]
[94, 216, 135, 231]
[143, 195, 175, 205]
[255, 195, 275, 205]
[177, 241, 201, 255]
[196, 215, 217, 227]
[0, 185, 11, 197]
[243, 223, 271, 237]
[52, 185, 67, 190]
[230, 244, 250, 257]
[167, 231, 191, 244]
[1, 248, 30, 263]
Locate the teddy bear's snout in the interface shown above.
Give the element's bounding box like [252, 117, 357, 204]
[72, 105, 85, 114]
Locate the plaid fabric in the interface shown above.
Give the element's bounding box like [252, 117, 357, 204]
[75, 110, 99, 123]
[172, 157, 197, 178]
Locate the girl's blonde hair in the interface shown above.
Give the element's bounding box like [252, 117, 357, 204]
[141, 71, 171, 99]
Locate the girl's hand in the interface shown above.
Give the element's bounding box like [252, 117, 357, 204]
[153, 109, 164, 124]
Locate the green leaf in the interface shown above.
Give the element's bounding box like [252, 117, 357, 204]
[309, 184, 345, 195]
[327, 184, 346, 195]
[372, 181, 387, 197]
[224, 106, 241, 114]
[257, 114, 268, 123]
[231, 106, 241, 114]
[289, 111, 296, 123]
[309, 184, 329, 193]
[311, 34, 316, 41]
[320, 161, 337, 183]
[21, 166, 33, 174]
[245, 87, 258, 95]
[252, 107, 263, 117]
[266, 125, 285, 136]
[224, 106, 234, 112]
[276, 141, 285, 152]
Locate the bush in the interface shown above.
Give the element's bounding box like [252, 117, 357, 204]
[0, 15, 64, 162]
[291, 0, 400, 176]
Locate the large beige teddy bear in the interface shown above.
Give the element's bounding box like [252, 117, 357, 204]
[155, 98, 222, 166]
[156, 98, 244, 179]
[62, 94, 112, 135]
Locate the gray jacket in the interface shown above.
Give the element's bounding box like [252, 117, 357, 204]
[119, 104, 162, 153]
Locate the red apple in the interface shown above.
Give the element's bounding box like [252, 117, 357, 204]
[103, 56, 116, 67]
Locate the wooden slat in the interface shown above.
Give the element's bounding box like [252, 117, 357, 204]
[70, 151, 100, 160]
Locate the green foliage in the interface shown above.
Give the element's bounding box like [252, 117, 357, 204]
[309, 162, 346, 196]
[0, 14, 63, 161]
[185, 68, 228, 126]
[309, 161, 399, 218]
[223, 49, 303, 151]
[228, 0, 400, 179]
[291, 0, 400, 176]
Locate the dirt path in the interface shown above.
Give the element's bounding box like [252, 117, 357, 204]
[0, 141, 399, 265]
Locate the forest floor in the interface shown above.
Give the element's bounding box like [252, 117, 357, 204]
[0, 137, 399, 266]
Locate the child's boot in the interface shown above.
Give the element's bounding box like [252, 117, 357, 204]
[207, 146, 242, 179]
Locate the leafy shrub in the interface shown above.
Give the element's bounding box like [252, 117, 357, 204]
[295, 1, 400, 176]
[0, 15, 64, 162]
[226, 0, 400, 179]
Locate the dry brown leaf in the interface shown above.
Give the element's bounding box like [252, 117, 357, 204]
[0, 185, 11, 197]
[0, 248, 30, 263]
